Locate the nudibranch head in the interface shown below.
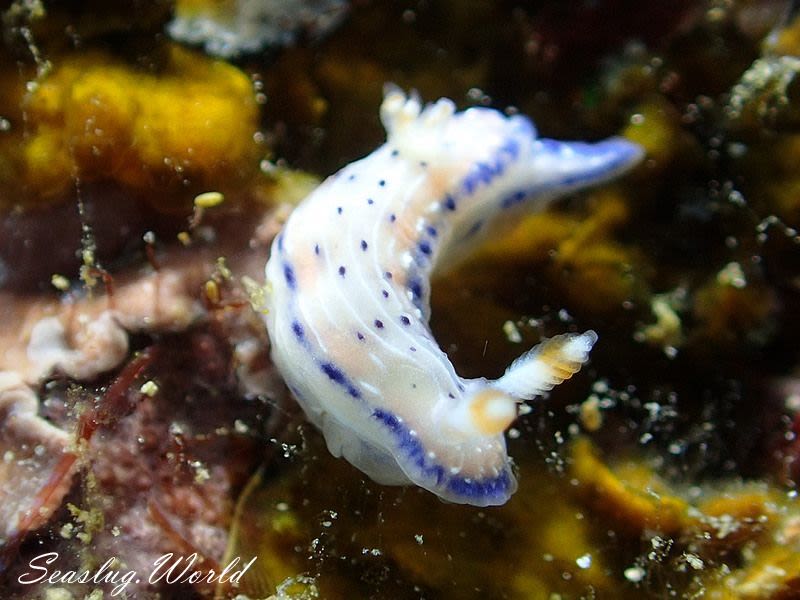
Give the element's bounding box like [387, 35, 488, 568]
[380, 85, 528, 169]
[263, 87, 642, 506]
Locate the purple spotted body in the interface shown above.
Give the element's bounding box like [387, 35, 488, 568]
[263, 88, 643, 506]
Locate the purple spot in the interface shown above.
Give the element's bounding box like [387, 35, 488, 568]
[418, 241, 432, 256]
[389, 214, 396, 223]
[462, 161, 500, 194]
[361, 240, 368, 251]
[321, 362, 343, 381]
[378, 179, 386, 187]
[502, 138, 520, 159]
[337, 206, 343, 215]
[283, 263, 296, 289]
[501, 190, 527, 209]
[339, 266, 346, 277]
[357, 332, 365, 341]
[400, 315, 410, 325]
[291, 320, 305, 340]
[409, 278, 422, 299]
[348, 174, 356, 181]
[465, 220, 484, 237]
[391, 149, 399, 157]
[444, 195, 456, 211]
[367, 198, 374, 205]
[426, 226, 437, 237]
[320, 362, 361, 399]
[375, 319, 384, 329]
[314, 244, 320, 255]
[410, 346, 417, 352]
[382, 289, 389, 298]
[448, 392, 455, 399]
[384, 271, 393, 280]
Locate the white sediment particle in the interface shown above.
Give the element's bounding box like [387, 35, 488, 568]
[716, 261, 747, 288]
[579, 395, 602, 432]
[51, 274, 70, 291]
[194, 191, 225, 208]
[59, 522, 74, 539]
[139, 380, 159, 397]
[727, 56, 800, 119]
[503, 320, 522, 343]
[636, 292, 684, 355]
[190, 460, 211, 483]
[683, 553, 704, 570]
[575, 553, 592, 569]
[624, 566, 646, 583]
[241, 275, 269, 313]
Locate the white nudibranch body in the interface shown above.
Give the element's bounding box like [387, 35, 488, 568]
[264, 88, 643, 506]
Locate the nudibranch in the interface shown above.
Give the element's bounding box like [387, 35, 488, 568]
[264, 88, 643, 506]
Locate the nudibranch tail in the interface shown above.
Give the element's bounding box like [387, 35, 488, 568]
[263, 87, 642, 506]
[527, 138, 645, 195]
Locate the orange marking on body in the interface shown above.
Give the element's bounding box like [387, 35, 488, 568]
[287, 247, 319, 290]
[395, 214, 418, 248]
[469, 389, 516, 436]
